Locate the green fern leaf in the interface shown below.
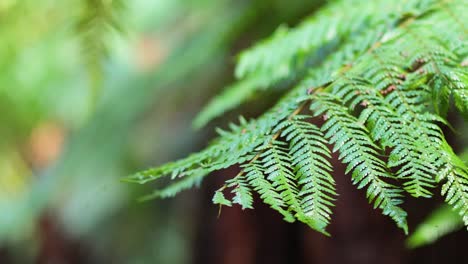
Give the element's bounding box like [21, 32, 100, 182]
[226, 174, 254, 210]
[213, 190, 233, 207]
[279, 115, 336, 233]
[129, 0, 468, 236]
[242, 162, 295, 222]
[311, 94, 408, 232]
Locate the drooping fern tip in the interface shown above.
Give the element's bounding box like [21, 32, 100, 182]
[127, 0, 468, 236]
[76, 0, 125, 109]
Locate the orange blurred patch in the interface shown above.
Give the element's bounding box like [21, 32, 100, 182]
[134, 36, 168, 72]
[28, 122, 65, 169]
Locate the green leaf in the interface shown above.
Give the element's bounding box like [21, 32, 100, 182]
[212, 190, 232, 207]
[407, 205, 463, 248]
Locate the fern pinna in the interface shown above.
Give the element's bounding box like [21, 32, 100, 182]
[126, 0, 468, 235]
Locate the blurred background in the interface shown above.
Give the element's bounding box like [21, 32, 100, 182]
[0, 0, 467, 263]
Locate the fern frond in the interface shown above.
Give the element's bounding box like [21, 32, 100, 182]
[213, 189, 233, 207]
[332, 74, 437, 198]
[194, 0, 445, 126]
[311, 94, 408, 232]
[77, 0, 124, 107]
[280, 115, 336, 233]
[242, 162, 296, 222]
[226, 173, 254, 210]
[138, 173, 205, 201]
[129, 0, 468, 236]
[235, 0, 430, 82]
[257, 139, 302, 214]
[437, 142, 468, 226]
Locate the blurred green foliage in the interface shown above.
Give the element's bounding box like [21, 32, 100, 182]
[407, 204, 463, 249]
[0, 0, 324, 262]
